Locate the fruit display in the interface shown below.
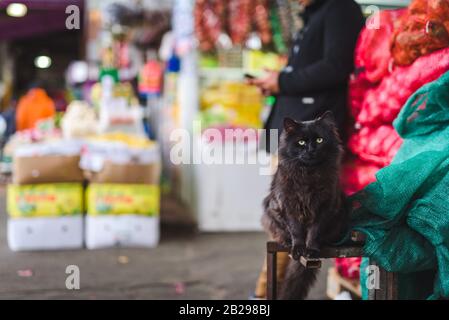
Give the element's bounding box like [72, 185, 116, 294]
[3, 122, 62, 161]
[199, 82, 264, 129]
[89, 132, 156, 149]
[194, 0, 294, 53]
[90, 81, 137, 110]
[228, 0, 252, 46]
[194, 0, 226, 52]
[61, 100, 99, 139]
[254, 0, 272, 45]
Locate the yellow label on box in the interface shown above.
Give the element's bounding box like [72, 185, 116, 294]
[7, 184, 83, 218]
[87, 184, 160, 217]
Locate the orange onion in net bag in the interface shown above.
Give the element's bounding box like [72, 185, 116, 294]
[391, 0, 449, 66]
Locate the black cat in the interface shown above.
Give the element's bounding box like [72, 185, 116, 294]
[262, 111, 348, 300]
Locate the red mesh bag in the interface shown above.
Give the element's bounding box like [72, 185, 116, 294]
[392, 0, 449, 66]
[341, 159, 381, 196]
[356, 47, 449, 126]
[194, 0, 226, 52]
[354, 9, 406, 83]
[228, 0, 252, 45]
[348, 125, 402, 167]
[348, 72, 376, 119]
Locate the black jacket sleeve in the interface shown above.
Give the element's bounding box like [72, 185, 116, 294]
[278, 0, 364, 95]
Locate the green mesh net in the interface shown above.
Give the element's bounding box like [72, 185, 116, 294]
[351, 70, 449, 300]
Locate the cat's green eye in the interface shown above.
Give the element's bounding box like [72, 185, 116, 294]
[316, 138, 324, 144]
[298, 140, 306, 146]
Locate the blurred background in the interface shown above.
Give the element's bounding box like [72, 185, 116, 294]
[0, 0, 423, 299]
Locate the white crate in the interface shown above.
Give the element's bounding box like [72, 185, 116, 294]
[85, 215, 159, 249]
[7, 216, 84, 251]
[193, 137, 273, 232]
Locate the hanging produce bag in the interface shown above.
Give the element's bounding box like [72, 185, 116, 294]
[355, 9, 406, 83]
[348, 125, 402, 167]
[356, 47, 449, 126]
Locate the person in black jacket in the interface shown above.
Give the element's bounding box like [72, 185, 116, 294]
[251, 0, 364, 299]
[249, 0, 365, 153]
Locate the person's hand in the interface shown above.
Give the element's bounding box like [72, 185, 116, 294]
[249, 69, 280, 95]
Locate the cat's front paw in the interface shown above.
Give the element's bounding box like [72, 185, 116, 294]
[290, 244, 305, 261]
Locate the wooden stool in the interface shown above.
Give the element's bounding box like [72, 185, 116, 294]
[266, 233, 398, 300]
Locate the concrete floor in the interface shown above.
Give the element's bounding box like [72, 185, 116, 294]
[0, 187, 329, 300]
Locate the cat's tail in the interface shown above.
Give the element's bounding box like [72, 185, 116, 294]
[279, 259, 319, 300]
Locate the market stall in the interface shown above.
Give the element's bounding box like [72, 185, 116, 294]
[2, 0, 170, 251]
[170, 0, 297, 231]
[2, 0, 449, 301]
[5, 89, 162, 251]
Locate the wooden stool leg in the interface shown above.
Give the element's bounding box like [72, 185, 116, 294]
[385, 270, 398, 300]
[267, 251, 277, 300]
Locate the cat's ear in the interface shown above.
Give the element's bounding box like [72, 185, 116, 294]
[284, 117, 300, 134]
[317, 111, 337, 128]
[318, 111, 335, 123]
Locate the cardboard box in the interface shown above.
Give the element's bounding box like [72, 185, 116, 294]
[85, 215, 159, 249]
[7, 184, 84, 218]
[13, 155, 84, 185]
[7, 216, 83, 251]
[85, 161, 161, 184]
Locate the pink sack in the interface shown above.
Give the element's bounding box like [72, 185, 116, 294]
[348, 72, 376, 119]
[341, 158, 382, 196]
[355, 9, 406, 83]
[348, 125, 402, 167]
[356, 47, 449, 126]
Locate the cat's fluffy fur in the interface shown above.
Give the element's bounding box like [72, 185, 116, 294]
[262, 111, 348, 300]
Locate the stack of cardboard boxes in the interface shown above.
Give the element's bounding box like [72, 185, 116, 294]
[6, 135, 161, 251]
[7, 141, 85, 251]
[82, 135, 161, 249]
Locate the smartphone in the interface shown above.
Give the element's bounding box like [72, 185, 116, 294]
[244, 73, 257, 80]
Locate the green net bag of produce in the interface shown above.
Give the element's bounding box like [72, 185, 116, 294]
[351, 70, 449, 299]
